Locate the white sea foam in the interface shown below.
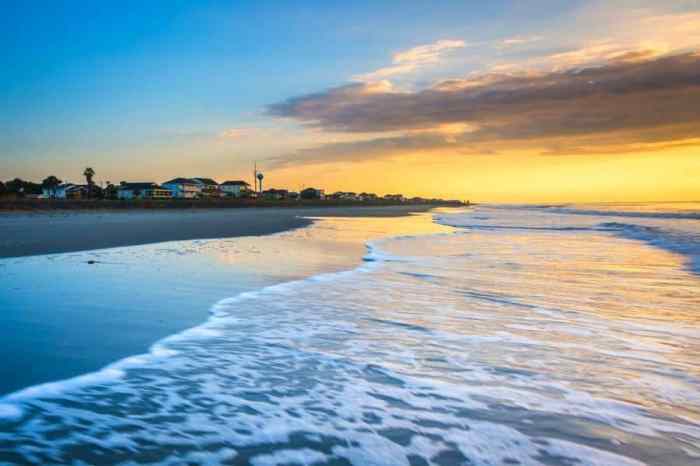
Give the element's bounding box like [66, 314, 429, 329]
[0, 404, 22, 421]
[250, 448, 329, 466]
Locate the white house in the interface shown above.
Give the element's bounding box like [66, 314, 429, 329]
[191, 178, 220, 197]
[162, 178, 202, 198]
[43, 183, 86, 199]
[220, 180, 250, 197]
[41, 185, 63, 199]
[118, 182, 172, 200]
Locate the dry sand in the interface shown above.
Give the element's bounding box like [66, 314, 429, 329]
[0, 205, 435, 258]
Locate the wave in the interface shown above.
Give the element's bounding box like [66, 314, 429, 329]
[0, 239, 389, 418]
[598, 221, 700, 274]
[436, 206, 700, 276]
[2, 212, 699, 465]
[434, 222, 597, 232]
[525, 204, 700, 220]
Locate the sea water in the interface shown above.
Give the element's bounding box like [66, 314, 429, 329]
[0, 205, 698, 465]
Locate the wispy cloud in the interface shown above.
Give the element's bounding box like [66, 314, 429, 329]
[353, 39, 467, 82]
[264, 6, 700, 168]
[496, 35, 543, 49]
[219, 128, 259, 140]
[268, 51, 700, 165]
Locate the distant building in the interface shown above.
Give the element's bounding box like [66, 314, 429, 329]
[162, 178, 201, 198]
[262, 188, 289, 200]
[300, 187, 325, 200]
[61, 184, 85, 199]
[103, 184, 118, 200]
[220, 180, 251, 198]
[191, 178, 220, 197]
[117, 182, 172, 200]
[359, 192, 378, 201]
[42, 185, 61, 199]
[330, 191, 359, 200]
[43, 183, 87, 199]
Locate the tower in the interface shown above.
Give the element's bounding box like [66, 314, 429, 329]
[253, 162, 258, 192]
[257, 172, 264, 193]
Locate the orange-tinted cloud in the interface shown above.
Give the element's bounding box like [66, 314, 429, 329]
[352, 39, 467, 82]
[268, 52, 700, 165]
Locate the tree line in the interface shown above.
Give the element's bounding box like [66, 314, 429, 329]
[0, 168, 117, 199]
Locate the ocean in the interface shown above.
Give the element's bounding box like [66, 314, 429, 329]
[0, 204, 698, 465]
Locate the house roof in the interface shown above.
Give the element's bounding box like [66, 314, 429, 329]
[53, 184, 87, 191]
[192, 177, 218, 185]
[163, 177, 197, 185]
[118, 182, 160, 190]
[221, 180, 250, 186]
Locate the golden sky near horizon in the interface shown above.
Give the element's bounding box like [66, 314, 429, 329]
[266, 148, 700, 203]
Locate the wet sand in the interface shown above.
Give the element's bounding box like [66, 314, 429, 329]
[0, 205, 434, 258]
[0, 209, 446, 395]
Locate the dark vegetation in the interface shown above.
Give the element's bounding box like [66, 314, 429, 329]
[1, 170, 466, 211]
[0, 197, 464, 211]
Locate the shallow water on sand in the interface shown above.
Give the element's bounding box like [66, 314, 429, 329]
[1, 206, 699, 465]
[0, 213, 449, 395]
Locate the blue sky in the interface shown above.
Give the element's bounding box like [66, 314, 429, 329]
[2, 1, 581, 162]
[2, 1, 699, 201]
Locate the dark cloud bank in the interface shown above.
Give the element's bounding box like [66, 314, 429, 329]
[267, 52, 700, 164]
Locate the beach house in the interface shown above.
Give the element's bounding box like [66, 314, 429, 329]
[43, 183, 87, 199]
[262, 188, 289, 200]
[117, 182, 172, 200]
[300, 188, 325, 200]
[330, 191, 359, 200]
[383, 194, 405, 202]
[191, 178, 220, 197]
[162, 178, 202, 198]
[220, 180, 250, 198]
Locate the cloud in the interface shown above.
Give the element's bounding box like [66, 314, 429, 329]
[497, 36, 543, 49]
[267, 51, 700, 165]
[542, 43, 667, 70]
[352, 39, 467, 82]
[218, 127, 266, 140]
[543, 10, 700, 69]
[393, 39, 466, 64]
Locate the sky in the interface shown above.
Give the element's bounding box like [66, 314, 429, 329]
[1, 0, 699, 202]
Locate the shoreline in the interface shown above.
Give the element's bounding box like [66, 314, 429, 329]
[0, 198, 464, 212]
[0, 205, 438, 258]
[0, 208, 451, 397]
[2, 240, 386, 412]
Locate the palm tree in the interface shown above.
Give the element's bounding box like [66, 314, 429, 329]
[83, 167, 95, 198]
